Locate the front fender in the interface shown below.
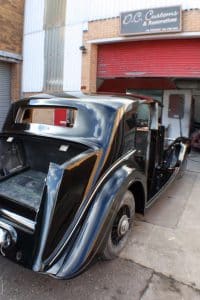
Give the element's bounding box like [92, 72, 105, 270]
[47, 161, 144, 279]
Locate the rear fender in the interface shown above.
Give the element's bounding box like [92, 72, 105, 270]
[49, 157, 145, 279]
[33, 149, 100, 272]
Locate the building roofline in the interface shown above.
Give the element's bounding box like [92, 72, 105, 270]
[0, 51, 22, 63]
[87, 31, 200, 45]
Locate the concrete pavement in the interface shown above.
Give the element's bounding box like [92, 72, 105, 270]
[120, 152, 200, 291]
[0, 256, 199, 300]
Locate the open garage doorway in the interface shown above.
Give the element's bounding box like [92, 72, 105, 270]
[98, 77, 200, 152]
[97, 38, 200, 154]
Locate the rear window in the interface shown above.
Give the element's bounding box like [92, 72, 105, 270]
[15, 107, 77, 128]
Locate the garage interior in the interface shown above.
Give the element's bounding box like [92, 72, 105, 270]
[96, 39, 200, 151]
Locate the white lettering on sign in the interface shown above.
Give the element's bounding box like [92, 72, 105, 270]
[123, 13, 133, 25]
[123, 12, 143, 25]
[133, 12, 142, 23]
[145, 10, 153, 21]
[121, 6, 181, 35]
[122, 8, 179, 26]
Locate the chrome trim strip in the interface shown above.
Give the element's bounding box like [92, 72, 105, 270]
[0, 219, 17, 243]
[0, 209, 35, 232]
[178, 142, 187, 162]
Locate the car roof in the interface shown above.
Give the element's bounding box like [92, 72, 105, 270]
[4, 92, 156, 150]
[4, 93, 139, 148]
[23, 93, 137, 111]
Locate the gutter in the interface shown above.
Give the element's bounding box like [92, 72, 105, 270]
[0, 51, 23, 63]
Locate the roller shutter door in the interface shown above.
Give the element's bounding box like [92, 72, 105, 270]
[97, 39, 200, 79]
[0, 62, 11, 130]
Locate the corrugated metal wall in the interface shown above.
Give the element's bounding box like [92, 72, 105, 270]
[63, 24, 83, 91]
[23, 31, 45, 92]
[24, 0, 45, 34]
[44, 27, 65, 92]
[44, 0, 66, 28]
[0, 63, 11, 130]
[23, 0, 67, 93]
[67, 0, 200, 25]
[43, 0, 66, 92]
[23, 0, 45, 92]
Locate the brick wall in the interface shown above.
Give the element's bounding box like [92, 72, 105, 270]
[0, 0, 24, 101]
[183, 10, 200, 32]
[0, 0, 24, 54]
[11, 63, 22, 101]
[82, 10, 200, 93]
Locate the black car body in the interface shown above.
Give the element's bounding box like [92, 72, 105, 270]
[0, 94, 190, 279]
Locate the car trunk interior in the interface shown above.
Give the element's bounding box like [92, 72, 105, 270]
[0, 136, 88, 211]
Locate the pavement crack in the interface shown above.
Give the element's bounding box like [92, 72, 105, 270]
[120, 257, 200, 295]
[139, 271, 154, 300]
[153, 271, 200, 295]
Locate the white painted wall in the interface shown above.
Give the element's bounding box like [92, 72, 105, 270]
[162, 90, 192, 140]
[67, 0, 200, 25]
[22, 32, 45, 92]
[63, 24, 83, 92]
[22, 0, 45, 93]
[24, 0, 45, 34]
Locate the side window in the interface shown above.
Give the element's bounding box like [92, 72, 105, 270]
[123, 107, 137, 154]
[136, 103, 150, 128]
[134, 104, 150, 159]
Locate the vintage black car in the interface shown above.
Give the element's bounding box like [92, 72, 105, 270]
[0, 93, 190, 279]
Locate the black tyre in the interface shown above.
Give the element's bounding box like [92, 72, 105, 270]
[101, 190, 135, 260]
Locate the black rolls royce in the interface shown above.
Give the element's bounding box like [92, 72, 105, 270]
[0, 93, 190, 279]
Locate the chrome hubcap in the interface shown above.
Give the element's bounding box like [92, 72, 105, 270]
[117, 215, 129, 237]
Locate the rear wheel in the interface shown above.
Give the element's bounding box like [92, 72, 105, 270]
[101, 191, 135, 260]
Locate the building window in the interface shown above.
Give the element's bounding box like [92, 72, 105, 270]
[44, 0, 66, 92]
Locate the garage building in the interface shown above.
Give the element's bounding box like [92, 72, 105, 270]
[80, 4, 200, 142]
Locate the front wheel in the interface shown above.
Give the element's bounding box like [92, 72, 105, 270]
[101, 191, 135, 260]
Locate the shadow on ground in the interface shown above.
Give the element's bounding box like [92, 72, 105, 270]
[0, 256, 152, 300]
